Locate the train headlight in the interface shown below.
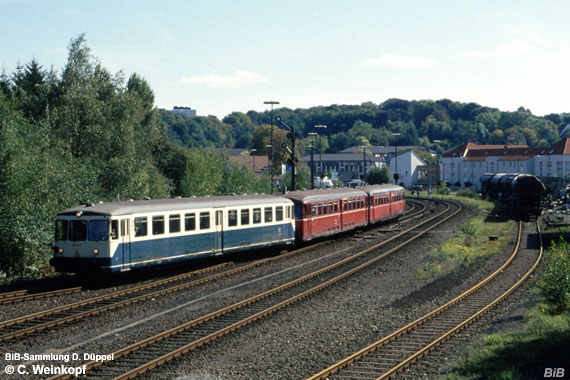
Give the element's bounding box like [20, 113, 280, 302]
[58, 248, 64, 255]
[93, 249, 99, 255]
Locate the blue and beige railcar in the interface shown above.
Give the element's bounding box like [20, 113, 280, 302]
[51, 195, 295, 273]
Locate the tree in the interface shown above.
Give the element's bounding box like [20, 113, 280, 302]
[366, 166, 391, 185]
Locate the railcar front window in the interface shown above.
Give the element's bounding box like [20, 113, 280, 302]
[111, 220, 119, 240]
[88, 220, 109, 241]
[55, 220, 68, 241]
[70, 220, 87, 241]
[135, 217, 147, 237]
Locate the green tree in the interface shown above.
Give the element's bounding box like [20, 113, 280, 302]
[365, 166, 391, 184]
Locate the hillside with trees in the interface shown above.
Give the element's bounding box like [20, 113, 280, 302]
[0, 35, 266, 279]
[2, 34, 569, 280]
[163, 99, 569, 157]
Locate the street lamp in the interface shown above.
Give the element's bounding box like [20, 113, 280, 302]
[308, 132, 317, 189]
[360, 137, 368, 182]
[264, 100, 280, 194]
[265, 144, 272, 192]
[250, 148, 257, 174]
[315, 125, 327, 188]
[392, 132, 401, 184]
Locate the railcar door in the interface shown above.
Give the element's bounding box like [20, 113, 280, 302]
[214, 210, 223, 255]
[120, 219, 131, 270]
[306, 204, 312, 238]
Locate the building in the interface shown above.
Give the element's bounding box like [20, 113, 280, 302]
[440, 138, 570, 189]
[299, 152, 385, 185]
[388, 149, 427, 188]
[172, 106, 197, 117]
[340, 145, 422, 160]
[228, 155, 270, 177]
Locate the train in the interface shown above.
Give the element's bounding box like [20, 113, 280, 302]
[479, 173, 545, 219]
[50, 184, 405, 274]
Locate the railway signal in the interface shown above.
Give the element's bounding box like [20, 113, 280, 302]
[276, 116, 297, 191]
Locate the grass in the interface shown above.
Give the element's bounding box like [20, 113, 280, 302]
[414, 192, 515, 280]
[445, 306, 570, 380]
[441, 218, 570, 380]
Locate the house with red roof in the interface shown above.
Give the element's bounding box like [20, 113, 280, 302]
[440, 138, 570, 189]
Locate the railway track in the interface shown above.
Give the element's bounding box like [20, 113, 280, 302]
[0, 286, 83, 305]
[0, 200, 421, 307]
[44, 199, 460, 380]
[0, 240, 332, 342]
[305, 220, 542, 380]
[0, 199, 427, 343]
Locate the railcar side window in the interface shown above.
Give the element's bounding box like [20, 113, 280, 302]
[228, 210, 238, 227]
[329, 202, 333, 213]
[169, 215, 180, 233]
[275, 206, 283, 221]
[111, 220, 119, 240]
[253, 208, 261, 224]
[135, 217, 147, 237]
[89, 220, 109, 241]
[200, 212, 210, 230]
[311, 205, 316, 217]
[152, 216, 165, 235]
[185, 213, 196, 231]
[264, 207, 273, 222]
[55, 220, 68, 241]
[334, 202, 338, 213]
[70, 220, 87, 241]
[343, 200, 347, 211]
[241, 209, 250, 225]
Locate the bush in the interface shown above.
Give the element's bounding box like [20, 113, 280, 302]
[456, 188, 480, 199]
[539, 237, 570, 312]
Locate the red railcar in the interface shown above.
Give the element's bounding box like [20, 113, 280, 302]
[285, 188, 369, 241]
[285, 185, 405, 241]
[360, 184, 406, 223]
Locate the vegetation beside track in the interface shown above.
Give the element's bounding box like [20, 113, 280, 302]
[444, 236, 570, 380]
[415, 194, 515, 279]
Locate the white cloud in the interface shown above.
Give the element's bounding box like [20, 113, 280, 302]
[462, 39, 531, 58]
[363, 54, 436, 69]
[181, 70, 268, 88]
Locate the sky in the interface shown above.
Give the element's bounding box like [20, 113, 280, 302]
[2, 0, 570, 120]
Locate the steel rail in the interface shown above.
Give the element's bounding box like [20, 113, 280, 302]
[305, 220, 541, 380]
[0, 199, 422, 340]
[0, 286, 83, 304]
[46, 200, 460, 380]
[0, 239, 336, 341]
[0, 199, 418, 306]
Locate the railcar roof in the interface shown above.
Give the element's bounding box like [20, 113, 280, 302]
[57, 194, 292, 217]
[284, 187, 367, 203]
[358, 184, 404, 195]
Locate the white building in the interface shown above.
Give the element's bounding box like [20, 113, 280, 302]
[440, 138, 570, 189]
[172, 106, 197, 117]
[389, 149, 427, 188]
